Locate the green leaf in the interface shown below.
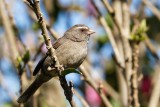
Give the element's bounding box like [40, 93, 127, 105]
[110, 98, 121, 107]
[32, 22, 40, 31]
[105, 14, 114, 29]
[130, 34, 147, 42]
[61, 68, 81, 76]
[17, 56, 24, 74]
[3, 103, 12, 107]
[96, 35, 109, 51]
[130, 19, 148, 42]
[17, 56, 22, 63]
[22, 50, 30, 63]
[138, 19, 148, 33]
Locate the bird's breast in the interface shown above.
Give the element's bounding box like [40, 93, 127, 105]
[55, 41, 88, 68]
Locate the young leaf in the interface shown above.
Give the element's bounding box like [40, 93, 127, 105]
[22, 50, 30, 63]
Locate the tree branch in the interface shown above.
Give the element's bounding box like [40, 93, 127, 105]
[80, 65, 112, 107]
[130, 41, 140, 107]
[0, 0, 19, 62]
[148, 65, 160, 107]
[142, 0, 160, 21]
[90, 0, 124, 68]
[74, 90, 90, 107]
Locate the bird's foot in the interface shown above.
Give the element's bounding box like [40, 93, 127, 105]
[47, 66, 55, 71]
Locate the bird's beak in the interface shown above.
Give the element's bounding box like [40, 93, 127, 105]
[87, 29, 95, 35]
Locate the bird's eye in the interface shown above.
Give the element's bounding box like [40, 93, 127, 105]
[81, 29, 85, 32]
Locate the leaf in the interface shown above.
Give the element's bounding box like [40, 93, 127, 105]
[61, 68, 81, 76]
[130, 19, 148, 42]
[139, 19, 148, 32]
[130, 34, 147, 42]
[17, 56, 22, 63]
[17, 56, 24, 74]
[3, 103, 12, 107]
[96, 35, 109, 51]
[32, 22, 40, 31]
[22, 50, 30, 63]
[105, 14, 114, 29]
[110, 98, 121, 107]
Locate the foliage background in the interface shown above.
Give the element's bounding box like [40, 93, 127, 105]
[0, 0, 160, 107]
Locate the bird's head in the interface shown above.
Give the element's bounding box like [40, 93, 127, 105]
[64, 24, 95, 42]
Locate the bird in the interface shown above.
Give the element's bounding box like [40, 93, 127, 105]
[17, 24, 95, 103]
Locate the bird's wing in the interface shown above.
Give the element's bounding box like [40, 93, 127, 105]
[33, 37, 65, 76]
[33, 55, 48, 76]
[52, 37, 64, 49]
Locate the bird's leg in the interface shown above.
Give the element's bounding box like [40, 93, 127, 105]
[55, 64, 64, 75]
[47, 66, 55, 71]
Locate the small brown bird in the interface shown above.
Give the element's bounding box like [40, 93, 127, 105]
[17, 24, 95, 103]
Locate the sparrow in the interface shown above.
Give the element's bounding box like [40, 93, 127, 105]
[17, 24, 95, 103]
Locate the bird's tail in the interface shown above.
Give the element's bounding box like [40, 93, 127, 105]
[17, 74, 50, 103]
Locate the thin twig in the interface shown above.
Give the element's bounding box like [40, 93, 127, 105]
[74, 90, 90, 107]
[142, 0, 160, 21]
[145, 37, 159, 60]
[101, 0, 129, 106]
[0, 71, 18, 105]
[130, 41, 140, 107]
[46, 24, 59, 40]
[1, 1, 29, 107]
[121, 2, 133, 106]
[90, 0, 124, 68]
[80, 65, 112, 107]
[33, 42, 44, 61]
[148, 64, 160, 107]
[23, 0, 34, 10]
[0, 0, 19, 62]
[32, 0, 57, 60]
[116, 66, 128, 107]
[102, 80, 120, 102]
[58, 78, 76, 107]
[101, 0, 114, 14]
[24, 0, 59, 40]
[83, 61, 120, 102]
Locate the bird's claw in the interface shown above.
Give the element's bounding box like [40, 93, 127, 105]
[56, 64, 64, 71]
[47, 66, 55, 71]
[55, 64, 64, 75]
